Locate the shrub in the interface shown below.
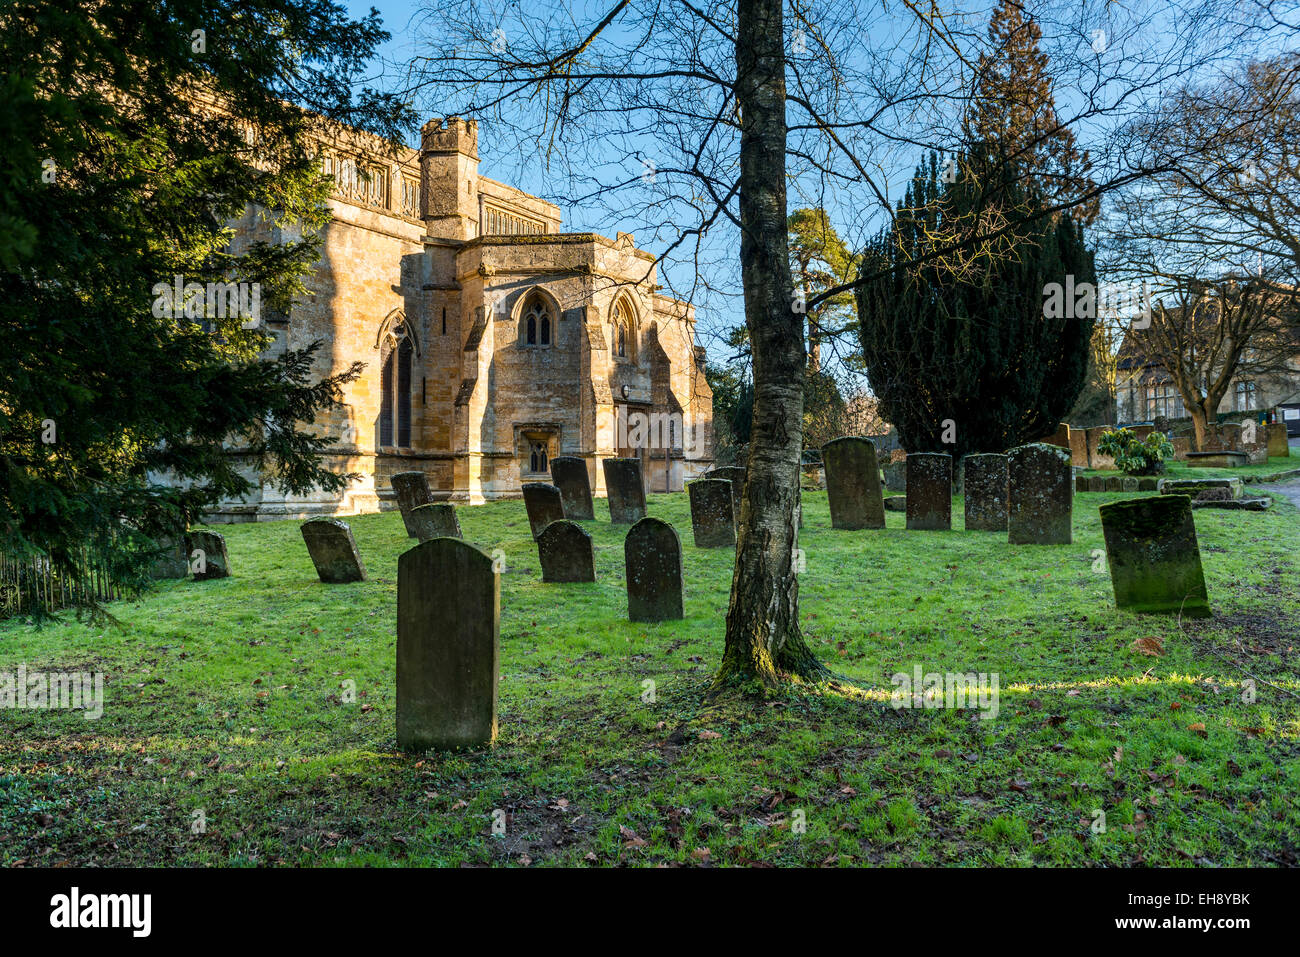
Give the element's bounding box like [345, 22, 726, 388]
[1097, 428, 1174, 476]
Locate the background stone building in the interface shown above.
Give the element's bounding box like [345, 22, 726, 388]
[213, 116, 713, 520]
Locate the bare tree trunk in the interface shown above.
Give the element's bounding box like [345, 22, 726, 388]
[717, 0, 825, 687]
[1189, 403, 1210, 451]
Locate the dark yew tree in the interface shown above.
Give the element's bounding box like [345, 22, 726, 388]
[1, 0, 412, 615]
[856, 151, 1096, 459]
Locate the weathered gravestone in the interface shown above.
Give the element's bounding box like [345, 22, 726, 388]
[391, 471, 434, 537]
[688, 479, 735, 548]
[883, 496, 907, 512]
[537, 520, 596, 583]
[881, 460, 906, 493]
[1137, 478, 1159, 492]
[624, 517, 684, 622]
[603, 457, 648, 524]
[522, 483, 565, 539]
[1075, 475, 1089, 493]
[300, 518, 367, 583]
[1087, 476, 1106, 493]
[550, 456, 595, 520]
[1266, 422, 1290, 458]
[1104, 476, 1124, 492]
[822, 436, 885, 530]
[396, 538, 500, 750]
[149, 535, 190, 580]
[906, 453, 952, 530]
[408, 503, 462, 542]
[703, 466, 746, 525]
[1008, 443, 1073, 545]
[185, 530, 230, 581]
[964, 453, 1009, 532]
[1099, 496, 1210, 617]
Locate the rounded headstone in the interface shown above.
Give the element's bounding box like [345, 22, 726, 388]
[624, 517, 684, 622]
[822, 436, 885, 530]
[537, 520, 596, 583]
[408, 503, 462, 542]
[688, 479, 736, 548]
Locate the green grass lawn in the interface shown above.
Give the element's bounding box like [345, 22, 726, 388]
[2, 484, 1299, 867]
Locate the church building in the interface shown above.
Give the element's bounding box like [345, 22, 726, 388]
[213, 116, 714, 521]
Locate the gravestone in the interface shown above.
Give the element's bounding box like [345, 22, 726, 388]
[624, 517, 684, 622]
[537, 520, 596, 583]
[149, 535, 190, 580]
[1122, 477, 1139, 493]
[1266, 422, 1290, 458]
[688, 479, 735, 548]
[882, 460, 907, 493]
[704, 466, 746, 524]
[522, 483, 565, 539]
[1085, 427, 1116, 470]
[906, 453, 952, 530]
[602, 457, 647, 524]
[1075, 475, 1089, 493]
[391, 471, 434, 538]
[883, 496, 907, 512]
[1087, 476, 1105, 493]
[1008, 443, 1073, 545]
[822, 436, 886, 530]
[300, 518, 367, 583]
[408, 503, 462, 542]
[185, 530, 230, 581]
[1137, 478, 1159, 492]
[963, 453, 1008, 531]
[1068, 427, 1090, 469]
[1104, 476, 1123, 492]
[1099, 496, 1210, 617]
[550, 456, 595, 520]
[1160, 477, 1242, 499]
[397, 538, 500, 750]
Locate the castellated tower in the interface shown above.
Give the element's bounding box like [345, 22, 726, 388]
[420, 117, 479, 241]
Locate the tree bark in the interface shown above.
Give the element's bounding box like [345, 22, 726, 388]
[716, 0, 825, 688]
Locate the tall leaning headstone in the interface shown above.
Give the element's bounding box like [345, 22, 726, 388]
[522, 483, 565, 539]
[1099, 496, 1210, 617]
[550, 456, 595, 520]
[1007, 443, 1073, 545]
[906, 453, 952, 530]
[185, 530, 230, 581]
[963, 453, 1008, 531]
[397, 538, 500, 750]
[537, 520, 596, 583]
[603, 457, 647, 524]
[408, 503, 462, 542]
[688, 479, 735, 548]
[822, 436, 885, 530]
[300, 518, 367, 583]
[391, 471, 434, 538]
[624, 517, 684, 622]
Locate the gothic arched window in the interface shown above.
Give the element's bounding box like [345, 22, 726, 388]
[612, 299, 636, 361]
[529, 441, 548, 474]
[520, 294, 555, 349]
[379, 322, 414, 448]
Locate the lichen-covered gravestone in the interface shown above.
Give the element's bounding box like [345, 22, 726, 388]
[185, 530, 230, 581]
[522, 483, 565, 539]
[703, 466, 746, 525]
[408, 503, 462, 542]
[1008, 443, 1073, 544]
[688, 479, 735, 548]
[537, 520, 596, 582]
[149, 535, 190, 580]
[1099, 495, 1210, 617]
[397, 538, 500, 750]
[300, 518, 367, 583]
[882, 460, 906, 493]
[906, 453, 952, 530]
[550, 456, 595, 520]
[822, 436, 885, 530]
[602, 457, 647, 524]
[391, 471, 434, 538]
[624, 517, 684, 622]
[964, 453, 1008, 531]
